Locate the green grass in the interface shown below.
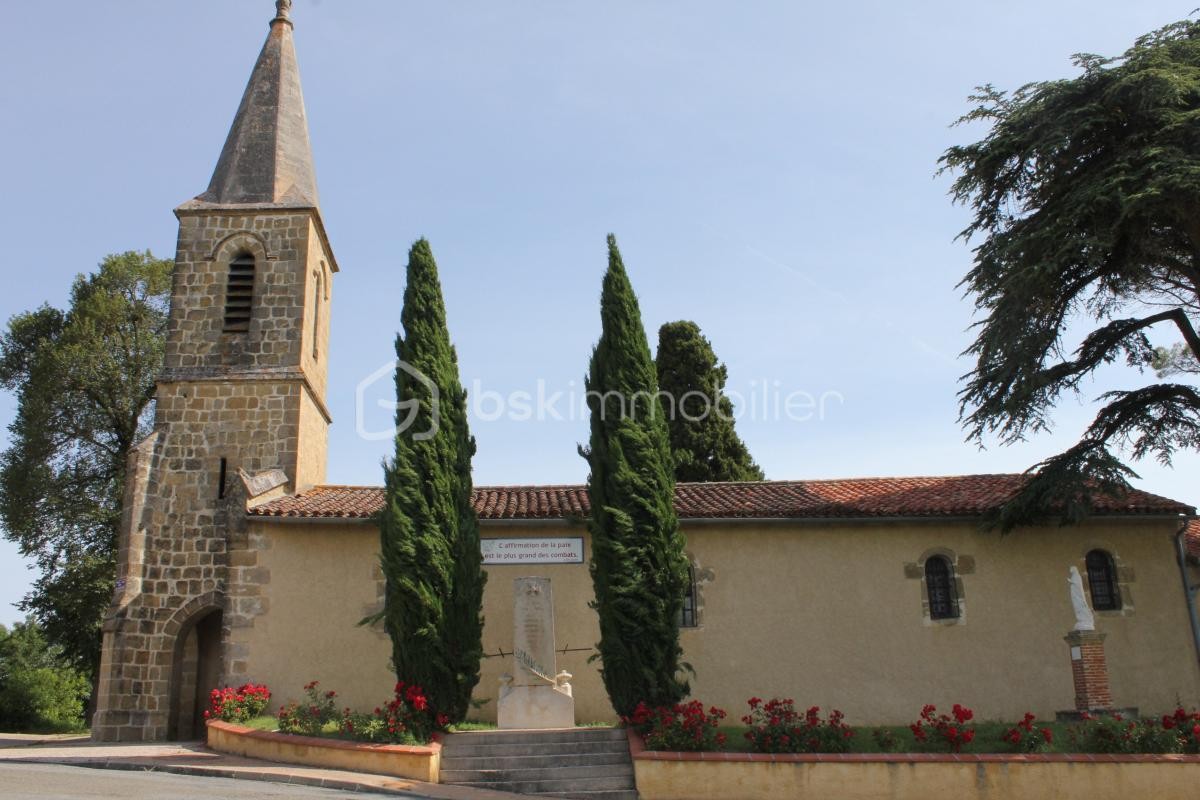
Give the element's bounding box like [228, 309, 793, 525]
[243, 715, 278, 732]
[716, 721, 1075, 754]
[449, 721, 497, 732]
[447, 720, 617, 731]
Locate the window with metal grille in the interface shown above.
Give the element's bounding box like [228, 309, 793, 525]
[925, 556, 959, 620]
[1085, 549, 1121, 611]
[223, 254, 255, 332]
[679, 566, 699, 628]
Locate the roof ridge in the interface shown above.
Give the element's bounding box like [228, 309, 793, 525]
[308, 474, 1035, 493]
[300, 474, 1182, 498]
[251, 477, 1194, 522]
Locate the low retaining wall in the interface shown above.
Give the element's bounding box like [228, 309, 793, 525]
[628, 732, 1200, 800]
[206, 721, 440, 783]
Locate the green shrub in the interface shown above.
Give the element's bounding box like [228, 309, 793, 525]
[872, 728, 900, 752]
[204, 683, 271, 723]
[1069, 713, 1181, 754]
[277, 681, 340, 736]
[742, 698, 855, 754]
[910, 704, 976, 753]
[1000, 713, 1054, 754]
[0, 621, 90, 732]
[624, 700, 727, 752]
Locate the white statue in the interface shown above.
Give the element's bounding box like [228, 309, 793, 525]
[1068, 567, 1095, 631]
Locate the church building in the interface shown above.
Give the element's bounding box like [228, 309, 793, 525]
[92, 3, 1200, 741]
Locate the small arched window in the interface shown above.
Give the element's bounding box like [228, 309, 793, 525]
[679, 565, 699, 628]
[223, 254, 256, 332]
[1085, 549, 1121, 611]
[925, 556, 959, 620]
[312, 270, 322, 359]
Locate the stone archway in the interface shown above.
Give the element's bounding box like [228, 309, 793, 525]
[168, 605, 224, 740]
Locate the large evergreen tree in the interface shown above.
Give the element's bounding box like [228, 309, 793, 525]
[941, 19, 1200, 529]
[655, 321, 764, 482]
[0, 252, 172, 701]
[581, 235, 690, 717]
[379, 239, 485, 723]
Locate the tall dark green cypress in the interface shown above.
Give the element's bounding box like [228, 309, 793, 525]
[656, 321, 765, 483]
[581, 235, 690, 717]
[379, 239, 485, 723]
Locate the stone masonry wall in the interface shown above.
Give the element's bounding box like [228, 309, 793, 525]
[166, 212, 318, 373]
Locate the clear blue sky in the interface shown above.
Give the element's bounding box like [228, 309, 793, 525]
[0, 1, 1196, 627]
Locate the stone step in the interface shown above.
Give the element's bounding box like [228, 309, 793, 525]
[441, 740, 629, 759]
[452, 774, 637, 795]
[440, 726, 635, 799]
[445, 727, 625, 746]
[441, 751, 631, 771]
[441, 763, 635, 785]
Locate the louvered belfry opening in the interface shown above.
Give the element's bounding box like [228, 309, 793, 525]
[223, 254, 256, 332]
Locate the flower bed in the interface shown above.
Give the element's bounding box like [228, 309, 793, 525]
[203, 679, 447, 782]
[625, 698, 1200, 799]
[631, 697, 1200, 756]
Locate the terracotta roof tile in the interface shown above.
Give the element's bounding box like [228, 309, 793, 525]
[1187, 520, 1200, 560]
[248, 475, 1193, 523]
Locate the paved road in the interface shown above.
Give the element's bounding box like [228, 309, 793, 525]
[0, 763, 406, 799]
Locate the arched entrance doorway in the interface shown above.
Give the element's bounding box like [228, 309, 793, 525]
[169, 609, 223, 740]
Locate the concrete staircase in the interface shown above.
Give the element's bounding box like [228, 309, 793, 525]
[439, 727, 637, 800]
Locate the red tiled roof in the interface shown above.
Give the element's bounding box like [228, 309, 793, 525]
[248, 475, 1193, 522]
[1187, 520, 1200, 560]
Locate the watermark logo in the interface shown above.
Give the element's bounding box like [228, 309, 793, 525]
[356, 360, 440, 442]
[470, 379, 843, 425]
[355, 363, 841, 441]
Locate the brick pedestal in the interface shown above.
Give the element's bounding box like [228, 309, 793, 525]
[1065, 630, 1113, 712]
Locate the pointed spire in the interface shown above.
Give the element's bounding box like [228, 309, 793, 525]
[192, 0, 318, 208]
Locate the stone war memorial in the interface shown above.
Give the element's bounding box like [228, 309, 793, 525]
[498, 577, 575, 730]
[89, 1, 1200, 772]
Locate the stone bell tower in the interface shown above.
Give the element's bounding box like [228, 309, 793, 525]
[93, 0, 337, 741]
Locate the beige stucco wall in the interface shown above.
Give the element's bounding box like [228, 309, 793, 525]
[677, 517, 1198, 724]
[243, 516, 1200, 726]
[243, 522, 393, 715]
[294, 390, 329, 490]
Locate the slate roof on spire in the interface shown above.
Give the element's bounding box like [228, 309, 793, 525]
[190, 5, 318, 208]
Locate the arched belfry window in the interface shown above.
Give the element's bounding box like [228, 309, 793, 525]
[1085, 549, 1121, 611]
[925, 556, 959, 620]
[223, 254, 256, 332]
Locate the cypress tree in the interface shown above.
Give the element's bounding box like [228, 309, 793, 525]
[655, 321, 765, 482]
[379, 238, 485, 723]
[581, 234, 691, 717]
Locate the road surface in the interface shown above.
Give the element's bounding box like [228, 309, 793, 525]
[0, 763, 410, 799]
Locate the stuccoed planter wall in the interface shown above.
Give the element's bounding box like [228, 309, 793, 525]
[206, 720, 441, 783]
[629, 731, 1200, 800]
